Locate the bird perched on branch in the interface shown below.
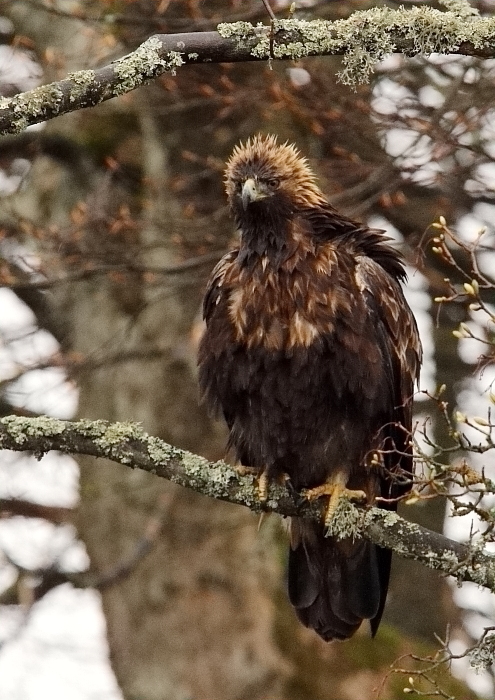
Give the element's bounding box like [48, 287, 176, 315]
[198, 134, 421, 642]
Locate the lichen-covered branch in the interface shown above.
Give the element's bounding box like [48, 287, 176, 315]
[1, 414, 495, 592]
[3, 5, 495, 135]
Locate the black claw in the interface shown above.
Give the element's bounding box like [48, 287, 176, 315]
[286, 478, 305, 507]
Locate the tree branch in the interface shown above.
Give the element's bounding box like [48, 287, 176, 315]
[1, 414, 494, 592]
[0, 497, 72, 523]
[0, 491, 170, 605]
[3, 7, 495, 134]
[1, 252, 222, 292]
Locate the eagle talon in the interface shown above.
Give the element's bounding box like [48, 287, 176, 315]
[257, 471, 269, 503]
[303, 482, 367, 528]
[285, 478, 305, 506]
[260, 471, 292, 502]
[235, 465, 269, 503]
[235, 464, 258, 477]
[236, 466, 290, 503]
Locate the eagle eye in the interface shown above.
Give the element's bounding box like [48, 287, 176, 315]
[266, 178, 280, 190]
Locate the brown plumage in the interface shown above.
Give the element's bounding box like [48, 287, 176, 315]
[198, 134, 422, 642]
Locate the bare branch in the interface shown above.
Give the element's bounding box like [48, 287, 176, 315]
[4, 9, 495, 134]
[0, 492, 171, 606]
[1, 251, 222, 292]
[0, 498, 72, 524]
[1, 415, 494, 592]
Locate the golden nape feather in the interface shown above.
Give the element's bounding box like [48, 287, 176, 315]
[225, 133, 326, 209]
[198, 134, 422, 642]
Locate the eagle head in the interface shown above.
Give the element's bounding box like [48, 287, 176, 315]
[224, 134, 325, 222]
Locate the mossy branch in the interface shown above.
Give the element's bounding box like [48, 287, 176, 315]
[2, 5, 495, 134]
[1, 414, 495, 592]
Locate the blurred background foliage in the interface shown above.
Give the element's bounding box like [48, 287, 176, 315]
[0, 1, 494, 699]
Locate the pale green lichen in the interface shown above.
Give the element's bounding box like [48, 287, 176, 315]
[324, 499, 363, 540]
[199, 461, 234, 493]
[112, 37, 184, 95]
[217, 21, 262, 40]
[179, 452, 208, 482]
[469, 633, 495, 672]
[67, 70, 96, 84]
[440, 0, 479, 19]
[0, 415, 66, 444]
[5, 83, 64, 133]
[187, 53, 199, 60]
[73, 418, 107, 437]
[370, 509, 422, 535]
[146, 435, 182, 464]
[66, 70, 96, 103]
[218, 6, 495, 84]
[94, 421, 143, 447]
[361, 505, 495, 589]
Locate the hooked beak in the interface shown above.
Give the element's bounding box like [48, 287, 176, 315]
[241, 178, 265, 210]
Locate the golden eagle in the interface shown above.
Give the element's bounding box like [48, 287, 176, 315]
[198, 135, 422, 641]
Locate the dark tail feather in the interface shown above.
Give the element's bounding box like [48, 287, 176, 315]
[370, 545, 392, 637]
[288, 518, 389, 642]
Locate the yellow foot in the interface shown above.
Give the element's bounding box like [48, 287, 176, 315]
[257, 471, 269, 502]
[234, 464, 269, 502]
[257, 470, 290, 502]
[235, 465, 289, 504]
[304, 480, 366, 528]
[234, 464, 258, 477]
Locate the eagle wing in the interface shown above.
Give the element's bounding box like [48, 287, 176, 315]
[199, 250, 239, 426]
[355, 254, 422, 495]
[202, 251, 238, 323]
[287, 228, 422, 641]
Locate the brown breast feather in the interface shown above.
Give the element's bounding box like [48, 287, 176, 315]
[222, 227, 356, 352]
